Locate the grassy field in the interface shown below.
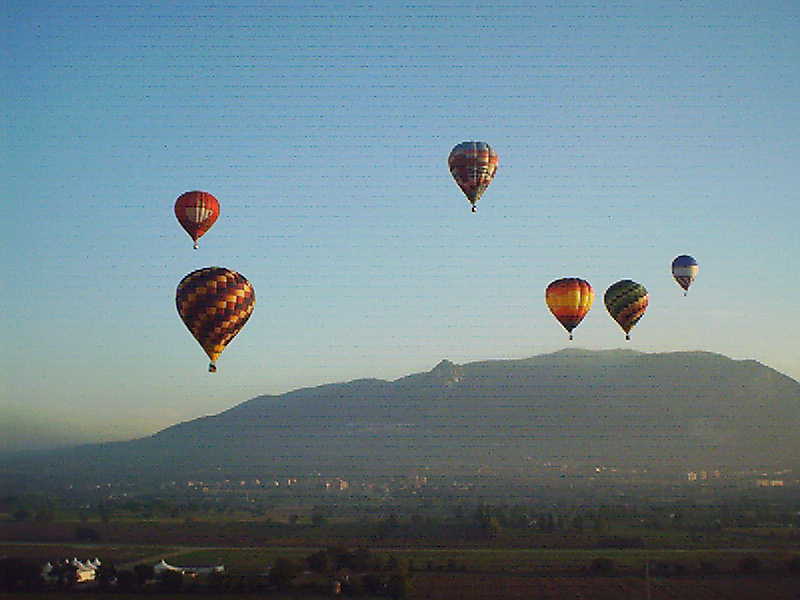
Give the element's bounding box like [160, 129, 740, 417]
[4, 542, 796, 576]
[4, 518, 800, 551]
[165, 545, 799, 575]
[2, 542, 799, 599]
[1, 576, 799, 600]
[412, 573, 800, 600]
[0, 543, 171, 566]
[0, 594, 336, 600]
[3, 516, 799, 599]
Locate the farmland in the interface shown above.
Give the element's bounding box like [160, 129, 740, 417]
[1, 577, 800, 600]
[3, 541, 800, 599]
[2, 492, 799, 598]
[412, 573, 800, 600]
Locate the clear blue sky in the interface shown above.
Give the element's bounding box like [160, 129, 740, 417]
[2, 1, 798, 451]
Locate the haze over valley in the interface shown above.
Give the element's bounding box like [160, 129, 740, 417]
[4, 349, 798, 491]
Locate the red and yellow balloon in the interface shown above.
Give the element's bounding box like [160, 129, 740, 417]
[174, 191, 220, 249]
[448, 142, 499, 212]
[545, 278, 594, 340]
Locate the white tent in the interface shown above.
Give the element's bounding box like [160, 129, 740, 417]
[153, 560, 224, 576]
[153, 560, 182, 574]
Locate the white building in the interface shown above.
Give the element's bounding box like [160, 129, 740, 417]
[42, 557, 101, 583]
[153, 559, 224, 578]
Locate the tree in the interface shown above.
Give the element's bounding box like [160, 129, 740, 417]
[75, 526, 100, 541]
[483, 516, 502, 539]
[389, 555, 409, 575]
[699, 560, 717, 574]
[54, 563, 78, 589]
[207, 570, 227, 592]
[95, 563, 117, 591]
[115, 570, 136, 592]
[11, 508, 30, 522]
[342, 575, 365, 596]
[589, 557, 616, 575]
[98, 503, 111, 524]
[269, 557, 298, 590]
[351, 546, 381, 571]
[35, 507, 55, 522]
[571, 514, 585, 532]
[362, 572, 383, 595]
[738, 556, 761, 574]
[387, 573, 411, 599]
[377, 513, 400, 539]
[473, 505, 501, 539]
[786, 555, 800, 573]
[159, 569, 183, 592]
[133, 563, 154, 586]
[306, 549, 331, 573]
[0, 558, 43, 592]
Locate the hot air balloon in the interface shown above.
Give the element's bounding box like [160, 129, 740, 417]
[176, 267, 255, 372]
[604, 280, 648, 340]
[671, 255, 699, 296]
[174, 191, 220, 249]
[545, 278, 594, 340]
[448, 141, 498, 212]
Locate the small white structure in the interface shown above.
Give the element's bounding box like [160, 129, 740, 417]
[154, 559, 224, 578]
[42, 558, 99, 583]
[154, 559, 183, 574]
[71, 558, 98, 582]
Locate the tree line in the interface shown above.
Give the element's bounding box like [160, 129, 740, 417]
[0, 546, 413, 598]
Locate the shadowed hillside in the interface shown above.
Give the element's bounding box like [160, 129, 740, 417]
[4, 349, 799, 483]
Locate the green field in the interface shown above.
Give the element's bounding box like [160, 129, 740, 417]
[3, 510, 799, 600]
[0, 543, 171, 566]
[3, 542, 797, 576]
[0, 594, 331, 600]
[3, 541, 799, 600]
[158, 546, 799, 576]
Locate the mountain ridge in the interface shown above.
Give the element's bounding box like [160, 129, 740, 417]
[3, 349, 799, 483]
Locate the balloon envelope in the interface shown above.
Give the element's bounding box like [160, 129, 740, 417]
[671, 255, 699, 293]
[448, 141, 498, 212]
[545, 278, 594, 340]
[174, 191, 220, 249]
[176, 267, 255, 372]
[604, 280, 648, 340]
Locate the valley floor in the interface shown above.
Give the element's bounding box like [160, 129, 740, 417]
[2, 542, 800, 599]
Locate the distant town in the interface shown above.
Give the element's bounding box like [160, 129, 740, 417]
[5, 462, 798, 520]
[4, 461, 800, 598]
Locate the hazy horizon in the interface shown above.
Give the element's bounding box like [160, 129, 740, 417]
[3, 2, 798, 454]
[2, 347, 797, 454]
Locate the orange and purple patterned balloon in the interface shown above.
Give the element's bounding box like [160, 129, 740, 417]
[604, 280, 648, 340]
[448, 141, 499, 212]
[176, 267, 255, 372]
[545, 278, 594, 340]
